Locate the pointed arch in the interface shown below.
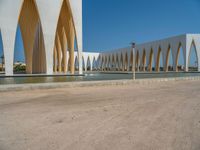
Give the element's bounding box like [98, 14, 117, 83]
[54, 0, 76, 74]
[142, 49, 146, 71]
[86, 56, 91, 71]
[101, 56, 104, 71]
[165, 45, 173, 72]
[149, 48, 154, 72]
[16, 0, 46, 74]
[53, 46, 58, 72]
[188, 40, 198, 71]
[74, 56, 78, 71]
[92, 57, 97, 71]
[116, 54, 120, 71]
[120, 53, 124, 71]
[108, 55, 111, 71]
[105, 56, 108, 71]
[13, 25, 25, 74]
[136, 50, 140, 72]
[0, 30, 4, 73]
[130, 50, 133, 71]
[96, 56, 101, 70]
[175, 43, 184, 72]
[156, 46, 163, 72]
[124, 52, 128, 71]
[82, 56, 86, 71]
[112, 54, 115, 70]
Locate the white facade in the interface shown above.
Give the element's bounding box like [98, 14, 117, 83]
[99, 34, 200, 72]
[0, 1, 199, 76]
[74, 52, 100, 72]
[0, 0, 83, 76]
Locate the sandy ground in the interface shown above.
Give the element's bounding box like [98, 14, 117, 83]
[0, 80, 200, 150]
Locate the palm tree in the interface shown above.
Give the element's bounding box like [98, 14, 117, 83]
[0, 54, 4, 72]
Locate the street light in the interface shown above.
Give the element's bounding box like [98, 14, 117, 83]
[130, 42, 136, 80]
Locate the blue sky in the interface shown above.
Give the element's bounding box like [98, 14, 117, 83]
[84, 0, 200, 51]
[0, 0, 200, 64]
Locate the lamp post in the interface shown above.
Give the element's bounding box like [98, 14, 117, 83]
[130, 42, 136, 80]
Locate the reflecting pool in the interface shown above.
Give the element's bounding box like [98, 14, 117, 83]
[0, 72, 200, 85]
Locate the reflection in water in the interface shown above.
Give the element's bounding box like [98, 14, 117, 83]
[0, 72, 200, 85]
[2, 78, 15, 84]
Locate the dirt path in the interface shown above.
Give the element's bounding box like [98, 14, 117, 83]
[0, 80, 200, 150]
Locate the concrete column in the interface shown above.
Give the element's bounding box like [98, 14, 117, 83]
[61, 29, 67, 73]
[19, 0, 40, 74]
[66, 51, 69, 72]
[53, 47, 57, 72]
[35, 0, 64, 75]
[69, 41, 75, 74]
[185, 45, 189, 72]
[1, 30, 15, 76]
[90, 57, 93, 71]
[101, 58, 104, 71]
[69, 0, 83, 75]
[156, 62, 159, 72]
[143, 56, 146, 72]
[149, 63, 152, 72]
[198, 58, 200, 72]
[56, 34, 62, 73]
[137, 62, 140, 72]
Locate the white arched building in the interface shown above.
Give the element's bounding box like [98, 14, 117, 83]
[99, 34, 200, 72]
[0, 1, 199, 76]
[73, 52, 100, 72]
[0, 0, 83, 76]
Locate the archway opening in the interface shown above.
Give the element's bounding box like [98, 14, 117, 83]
[75, 56, 79, 71]
[188, 41, 198, 71]
[130, 51, 133, 71]
[135, 51, 140, 72]
[149, 49, 155, 72]
[101, 56, 105, 71]
[101, 56, 104, 71]
[54, 0, 76, 74]
[165, 46, 173, 72]
[112, 55, 115, 71]
[97, 56, 101, 70]
[82, 56, 86, 71]
[116, 55, 119, 71]
[87, 56, 91, 71]
[156, 47, 163, 72]
[14, 0, 46, 74]
[0, 31, 5, 74]
[124, 53, 128, 71]
[14, 25, 25, 74]
[176, 44, 184, 72]
[142, 50, 146, 71]
[105, 57, 108, 71]
[120, 53, 123, 71]
[92, 57, 97, 71]
[108, 56, 111, 71]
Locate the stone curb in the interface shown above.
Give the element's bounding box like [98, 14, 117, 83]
[0, 76, 200, 92]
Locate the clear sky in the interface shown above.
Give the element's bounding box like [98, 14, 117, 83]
[84, 0, 200, 51]
[0, 0, 200, 63]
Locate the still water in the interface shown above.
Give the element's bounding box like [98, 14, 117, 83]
[0, 72, 200, 85]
